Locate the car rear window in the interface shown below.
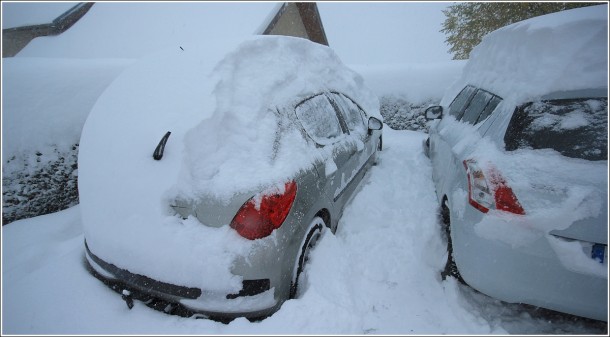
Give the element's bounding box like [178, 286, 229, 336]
[504, 98, 608, 161]
[295, 94, 344, 145]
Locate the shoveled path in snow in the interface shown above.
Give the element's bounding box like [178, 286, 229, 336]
[2, 128, 606, 334]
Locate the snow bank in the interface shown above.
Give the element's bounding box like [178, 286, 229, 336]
[443, 5, 608, 107]
[2, 58, 133, 156]
[2, 58, 133, 224]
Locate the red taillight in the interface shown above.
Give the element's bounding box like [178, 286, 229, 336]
[230, 181, 297, 240]
[463, 159, 525, 215]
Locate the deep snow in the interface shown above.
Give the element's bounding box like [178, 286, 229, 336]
[441, 4, 608, 108]
[3, 128, 606, 334]
[2, 2, 608, 334]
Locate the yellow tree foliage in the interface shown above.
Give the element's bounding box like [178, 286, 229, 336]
[441, 2, 601, 60]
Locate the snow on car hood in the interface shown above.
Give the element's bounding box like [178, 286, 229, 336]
[441, 5, 608, 107]
[79, 35, 378, 291]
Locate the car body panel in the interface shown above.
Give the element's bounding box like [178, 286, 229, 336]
[449, 199, 608, 321]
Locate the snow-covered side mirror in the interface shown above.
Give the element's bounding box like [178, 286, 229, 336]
[368, 116, 383, 131]
[425, 106, 443, 120]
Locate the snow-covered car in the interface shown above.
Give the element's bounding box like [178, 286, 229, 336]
[423, 6, 608, 321]
[79, 36, 383, 320]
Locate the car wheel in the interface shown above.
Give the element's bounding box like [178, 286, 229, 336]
[290, 216, 325, 299]
[440, 198, 465, 284]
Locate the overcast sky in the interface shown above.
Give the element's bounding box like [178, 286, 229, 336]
[319, 2, 453, 65]
[2, 1, 454, 65]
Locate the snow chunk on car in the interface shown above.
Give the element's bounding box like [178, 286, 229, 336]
[442, 5, 608, 107]
[172, 36, 380, 202]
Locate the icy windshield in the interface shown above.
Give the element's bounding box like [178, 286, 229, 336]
[505, 98, 608, 161]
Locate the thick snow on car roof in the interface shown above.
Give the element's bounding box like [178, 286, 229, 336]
[442, 5, 608, 106]
[79, 35, 378, 290]
[173, 35, 380, 202]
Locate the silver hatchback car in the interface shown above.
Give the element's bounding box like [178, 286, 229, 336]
[81, 36, 382, 320]
[423, 6, 607, 321]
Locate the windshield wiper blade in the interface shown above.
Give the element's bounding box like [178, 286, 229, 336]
[153, 131, 171, 160]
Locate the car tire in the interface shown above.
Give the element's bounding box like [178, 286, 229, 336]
[289, 216, 325, 299]
[440, 198, 465, 284]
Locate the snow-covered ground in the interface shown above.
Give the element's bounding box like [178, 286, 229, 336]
[2, 3, 607, 334]
[2, 128, 606, 334]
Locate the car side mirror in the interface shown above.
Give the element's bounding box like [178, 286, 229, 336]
[425, 106, 443, 120]
[368, 116, 383, 131]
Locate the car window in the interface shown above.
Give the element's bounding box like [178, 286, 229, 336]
[476, 95, 502, 124]
[295, 94, 344, 145]
[504, 98, 608, 161]
[448, 85, 476, 119]
[330, 93, 367, 134]
[460, 90, 502, 125]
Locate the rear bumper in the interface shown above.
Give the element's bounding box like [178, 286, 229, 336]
[452, 208, 608, 322]
[84, 241, 279, 319]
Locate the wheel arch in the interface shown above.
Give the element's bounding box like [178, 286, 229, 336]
[315, 208, 331, 230]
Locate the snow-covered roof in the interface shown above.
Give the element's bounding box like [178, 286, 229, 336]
[445, 5, 608, 106]
[15, 2, 276, 58]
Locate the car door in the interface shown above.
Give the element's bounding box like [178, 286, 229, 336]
[327, 92, 373, 206]
[294, 93, 355, 209]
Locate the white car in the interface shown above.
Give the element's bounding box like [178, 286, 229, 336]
[423, 6, 608, 321]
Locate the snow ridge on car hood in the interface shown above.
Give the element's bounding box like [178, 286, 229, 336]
[79, 36, 378, 291]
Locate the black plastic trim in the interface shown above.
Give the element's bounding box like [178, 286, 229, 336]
[226, 279, 271, 299]
[85, 240, 201, 299]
